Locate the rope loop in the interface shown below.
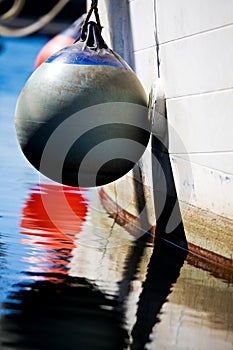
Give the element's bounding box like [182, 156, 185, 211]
[81, 0, 102, 40]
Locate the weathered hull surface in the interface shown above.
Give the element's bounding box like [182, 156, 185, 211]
[93, 0, 233, 264]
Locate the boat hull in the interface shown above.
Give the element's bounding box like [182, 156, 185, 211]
[95, 0, 233, 264]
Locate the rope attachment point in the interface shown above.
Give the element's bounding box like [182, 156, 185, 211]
[81, 0, 102, 40]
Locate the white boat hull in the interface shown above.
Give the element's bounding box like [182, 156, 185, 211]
[87, 0, 233, 263]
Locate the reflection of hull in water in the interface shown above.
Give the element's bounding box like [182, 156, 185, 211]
[95, 0, 233, 265]
[19, 182, 233, 286]
[147, 259, 233, 350]
[68, 194, 233, 349]
[14, 182, 233, 349]
[99, 166, 233, 271]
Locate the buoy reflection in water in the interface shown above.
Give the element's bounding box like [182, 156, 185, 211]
[19, 183, 88, 280]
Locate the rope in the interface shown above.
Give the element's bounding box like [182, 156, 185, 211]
[0, 0, 25, 21]
[81, 0, 102, 38]
[0, 0, 70, 37]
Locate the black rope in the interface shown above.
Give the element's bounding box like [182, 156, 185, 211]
[81, 0, 102, 38]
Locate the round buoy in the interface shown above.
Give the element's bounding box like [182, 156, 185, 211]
[15, 21, 150, 188]
[34, 14, 86, 69]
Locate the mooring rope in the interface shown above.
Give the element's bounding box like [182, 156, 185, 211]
[81, 0, 102, 38]
[0, 0, 70, 37]
[0, 0, 26, 21]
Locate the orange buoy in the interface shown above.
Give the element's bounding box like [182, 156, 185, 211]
[20, 184, 88, 276]
[34, 14, 86, 69]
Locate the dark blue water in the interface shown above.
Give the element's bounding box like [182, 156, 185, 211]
[0, 36, 233, 350]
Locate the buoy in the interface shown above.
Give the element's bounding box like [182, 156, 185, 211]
[15, 20, 150, 188]
[34, 14, 86, 69]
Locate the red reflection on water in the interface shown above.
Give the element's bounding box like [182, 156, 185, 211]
[20, 184, 89, 278]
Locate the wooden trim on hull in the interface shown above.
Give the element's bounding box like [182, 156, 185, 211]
[99, 187, 155, 244]
[99, 187, 233, 282]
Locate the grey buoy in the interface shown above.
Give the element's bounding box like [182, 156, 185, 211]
[15, 18, 150, 187]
